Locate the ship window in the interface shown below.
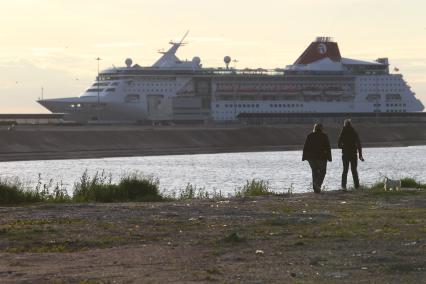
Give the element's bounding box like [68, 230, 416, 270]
[238, 104, 241, 107]
[86, 88, 104, 92]
[256, 104, 259, 107]
[92, 82, 109, 87]
[216, 104, 219, 108]
[111, 82, 119, 86]
[106, 88, 115, 92]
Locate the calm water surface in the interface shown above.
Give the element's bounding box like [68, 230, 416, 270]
[1, 146, 425, 195]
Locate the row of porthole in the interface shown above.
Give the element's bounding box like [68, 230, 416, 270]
[386, 103, 406, 107]
[270, 103, 303, 108]
[216, 103, 304, 108]
[217, 104, 260, 108]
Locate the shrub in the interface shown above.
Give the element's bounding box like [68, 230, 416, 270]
[118, 173, 162, 202]
[175, 183, 216, 200]
[0, 175, 71, 204]
[236, 179, 273, 197]
[73, 171, 162, 202]
[401, 178, 420, 188]
[0, 178, 42, 204]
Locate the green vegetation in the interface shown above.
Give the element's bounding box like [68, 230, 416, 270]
[1, 172, 426, 205]
[364, 177, 426, 197]
[73, 171, 162, 202]
[0, 175, 70, 205]
[174, 183, 223, 200]
[0, 179, 42, 204]
[401, 177, 426, 189]
[235, 179, 274, 197]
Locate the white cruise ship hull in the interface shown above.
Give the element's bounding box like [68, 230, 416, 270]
[37, 36, 424, 123]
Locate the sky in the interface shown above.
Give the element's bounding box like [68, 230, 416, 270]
[0, 0, 425, 113]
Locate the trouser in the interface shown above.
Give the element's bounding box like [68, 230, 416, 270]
[308, 160, 327, 193]
[342, 155, 359, 189]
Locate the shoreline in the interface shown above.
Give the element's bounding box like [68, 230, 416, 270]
[0, 124, 425, 162]
[0, 141, 425, 162]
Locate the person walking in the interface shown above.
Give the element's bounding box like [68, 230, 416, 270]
[302, 123, 332, 193]
[338, 119, 364, 190]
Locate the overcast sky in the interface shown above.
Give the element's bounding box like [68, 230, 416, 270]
[0, 0, 425, 113]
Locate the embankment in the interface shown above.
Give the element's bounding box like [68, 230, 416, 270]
[0, 123, 425, 161]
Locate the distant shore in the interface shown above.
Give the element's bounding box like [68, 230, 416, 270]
[0, 123, 425, 162]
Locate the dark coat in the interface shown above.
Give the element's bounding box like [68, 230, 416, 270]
[302, 132, 332, 161]
[338, 126, 362, 158]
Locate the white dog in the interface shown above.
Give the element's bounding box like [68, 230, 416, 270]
[384, 177, 401, 191]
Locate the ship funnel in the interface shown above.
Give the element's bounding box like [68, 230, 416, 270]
[294, 36, 341, 65]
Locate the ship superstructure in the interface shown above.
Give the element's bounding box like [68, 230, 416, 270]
[38, 36, 424, 123]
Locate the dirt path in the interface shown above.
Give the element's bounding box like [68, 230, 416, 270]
[0, 190, 425, 283]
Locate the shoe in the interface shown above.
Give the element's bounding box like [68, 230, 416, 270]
[341, 187, 347, 191]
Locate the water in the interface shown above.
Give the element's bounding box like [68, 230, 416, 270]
[1, 146, 425, 195]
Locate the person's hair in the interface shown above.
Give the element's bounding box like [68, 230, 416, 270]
[344, 119, 352, 127]
[313, 123, 323, 133]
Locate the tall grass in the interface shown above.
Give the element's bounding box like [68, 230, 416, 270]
[0, 175, 71, 204]
[1, 172, 425, 206]
[0, 178, 42, 204]
[401, 177, 426, 189]
[73, 171, 162, 202]
[235, 179, 274, 197]
[174, 183, 224, 200]
[367, 178, 426, 191]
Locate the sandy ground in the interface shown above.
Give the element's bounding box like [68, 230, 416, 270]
[0, 189, 425, 283]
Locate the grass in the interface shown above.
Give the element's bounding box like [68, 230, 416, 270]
[1, 171, 426, 205]
[174, 183, 224, 200]
[235, 179, 274, 197]
[73, 171, 163, 202]
[0, 176, 71, 205]
[401, 177, 426, 189]
[364, 177, 426, 197]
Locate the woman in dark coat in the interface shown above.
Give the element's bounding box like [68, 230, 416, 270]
[302, 123, 332, 193]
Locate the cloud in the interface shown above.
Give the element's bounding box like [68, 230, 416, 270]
[93, 42, 145, 48]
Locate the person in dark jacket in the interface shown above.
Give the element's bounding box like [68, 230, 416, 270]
[302, 123, 332, 193]
[338, 119, 364, 190]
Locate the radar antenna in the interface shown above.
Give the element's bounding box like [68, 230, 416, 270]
[169, 30, 189, 46]
[153, 31, 190, 68]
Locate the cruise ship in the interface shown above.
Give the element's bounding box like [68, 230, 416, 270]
[38, 36, 424, 123]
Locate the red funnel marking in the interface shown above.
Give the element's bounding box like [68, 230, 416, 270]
[294, 41, 342, 65]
